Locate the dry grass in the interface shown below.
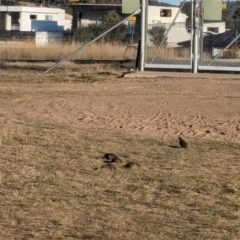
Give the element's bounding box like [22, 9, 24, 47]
[146, 46, 212, 61]
[0, 62, 124, 84]
[0, 117, 239, 239]
[0, 64, 240, 239]
[0, 42, 212, 61]
[0, 42, 136, 60]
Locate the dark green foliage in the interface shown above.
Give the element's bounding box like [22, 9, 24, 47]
[76, 0, 121, 3]
[102, 10, 121, 26]
[223, 8, 237, 31]
[147, 26, 166, 46]
[149, 1, 174, 6]
[1, 0, 19, 5]
[180, 1, 192, 26]
[74, 10, 127, 43]
[74, 24, 127, 43]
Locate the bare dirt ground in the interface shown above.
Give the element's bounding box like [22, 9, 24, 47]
[0, 67, 240, 143]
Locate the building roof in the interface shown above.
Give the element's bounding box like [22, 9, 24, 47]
[71, 3, 122, 13]
[178, 31, 240, 48]
[0, 6, 65, 13]
[203, 31, 239, 48]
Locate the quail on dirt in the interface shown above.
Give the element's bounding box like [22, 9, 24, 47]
[111, 157, 123, 163]
[104, 153, 118, 161]
[101, 163, 116, 170]
[179, 136, 188, 148]
[124, 162, 140, 169]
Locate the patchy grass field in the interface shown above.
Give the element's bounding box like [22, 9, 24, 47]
[0, 63, 240, 239]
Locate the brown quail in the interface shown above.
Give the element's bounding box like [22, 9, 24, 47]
[101, 163, 116, 170]
[179, 136, 188, 148]
[111, 157, 123, 163]
[124, 162, 140, 169]
[104, 153, 118, 161]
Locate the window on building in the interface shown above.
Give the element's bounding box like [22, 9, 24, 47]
[30, 15, 37, 20]
[160, 9, 172, 17]
[207, 27, 219, 33]
[45, 15, 53, 21]
[11, 12, 20, 25]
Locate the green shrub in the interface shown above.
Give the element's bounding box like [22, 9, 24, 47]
[148, 26, 167, 46]
[74, 10, 127, 43]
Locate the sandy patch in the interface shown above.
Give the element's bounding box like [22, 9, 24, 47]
[0, 77, 240, 143]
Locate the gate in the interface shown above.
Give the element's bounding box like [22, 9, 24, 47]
[198, 0, 240, 72]
[141, 0, 240, 73]
[143, 0, 194, 71]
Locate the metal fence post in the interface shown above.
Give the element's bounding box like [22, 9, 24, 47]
[140, 0, 146, 71]
[192, 0, 199, 73]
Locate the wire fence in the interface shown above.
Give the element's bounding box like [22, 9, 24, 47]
[2, 1, 240, 66]
[146, 17, 240, 65]
[0, 32, 138, 61]
[0, 20, 140, 61]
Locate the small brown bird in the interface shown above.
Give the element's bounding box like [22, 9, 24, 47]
[179, 136, 188, 148]
[104, 153, 118, 161]
[111, 157, 123, 163]
[101, 163, 116, 170]
[124, 162, 140, 169]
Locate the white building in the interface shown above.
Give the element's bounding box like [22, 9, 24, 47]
[148, 6, 188, 25]
[0, 6, 72, 32]
[65, 13, 73, 31]
[147, 6, 227, 48]
[203, 22, 226, 34]
[147, 6, 190, 48]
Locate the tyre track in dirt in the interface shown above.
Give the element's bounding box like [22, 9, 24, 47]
[0, 78, 240, 143]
